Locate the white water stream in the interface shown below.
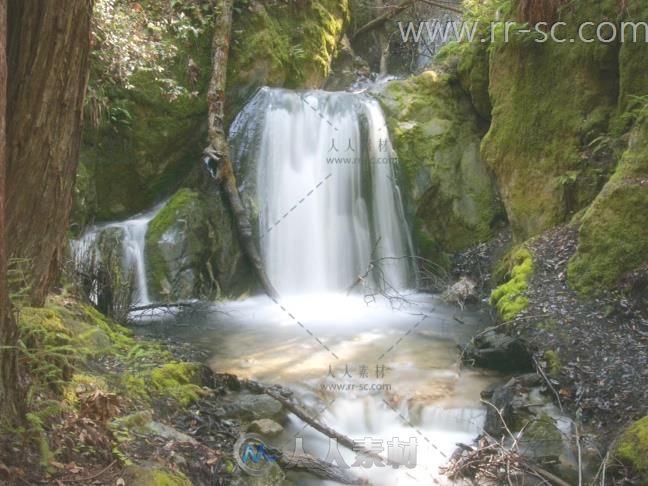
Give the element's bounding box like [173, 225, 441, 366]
[192, 88, 500, 484]
[80, 87, 502, 484]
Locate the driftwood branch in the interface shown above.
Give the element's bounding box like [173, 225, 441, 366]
[269, 449, 366, 485]
[203, 0, 278, 300]
[246, 381, 389, 466]
[128, 301, 198, 313]
[351, 0, 462, 40]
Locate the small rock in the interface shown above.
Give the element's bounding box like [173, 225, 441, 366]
[246, 418, 284, 437]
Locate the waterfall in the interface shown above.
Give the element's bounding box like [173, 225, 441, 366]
[73, 204, 162, 306]
[230, 88, 414, 296]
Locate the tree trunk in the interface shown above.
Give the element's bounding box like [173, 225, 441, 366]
[0, 0, 21, 424]
[5, 0, 94, 306]
[204, 0, 278, 299]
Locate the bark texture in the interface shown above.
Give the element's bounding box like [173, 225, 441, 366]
[0, 0, 21, 424]
[204, 0, 278, 299]
[5, 0, 93, 306]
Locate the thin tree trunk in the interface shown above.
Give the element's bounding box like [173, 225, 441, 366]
[0, 0, 21, 424]
[5, 0, 93, 306]
[203, 0, 278, 299]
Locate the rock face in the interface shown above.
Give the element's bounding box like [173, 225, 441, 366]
[377, 70, 503, 266]
[145, 188, 252, 301]
[463, 330, 532, 372]
[481, 0, 621, 241]
[568, 115, 648, 293]
[226, 0, 349, 122]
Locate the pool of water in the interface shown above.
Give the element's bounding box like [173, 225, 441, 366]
[137, 292, 504, 485]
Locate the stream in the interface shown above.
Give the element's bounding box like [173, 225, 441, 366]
[138, 293, 503, 485]
[78, 86, 506, 484]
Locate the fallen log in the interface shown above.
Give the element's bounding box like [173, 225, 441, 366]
[128, 301, 199, 313]
[269, 448, 366, 485]
[203, 0, 278, 300]
[246, 381, 390, 466]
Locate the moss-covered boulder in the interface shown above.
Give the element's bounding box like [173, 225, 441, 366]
[568, 117, 648, 293]
[481, 0, 621, 241]
[226, 0, 349, 120]
[615, 416, 648, 483]
[377, 70, 503, 265]
[145, 188, 252, 301]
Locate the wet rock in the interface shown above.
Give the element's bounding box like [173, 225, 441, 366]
[226, 393, 284, 421]
[442, 276, 478, 308]
[246, 418, 284, 437]
[463, 330, 533, 372]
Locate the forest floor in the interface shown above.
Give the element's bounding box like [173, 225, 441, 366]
[0, 296, 249, 486]
[455, 224, 648, 484]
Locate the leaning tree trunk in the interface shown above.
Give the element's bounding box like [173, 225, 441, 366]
[203, 0, 278, 299]
[0, 0, 21, 424]
[5, 0, 94, 306]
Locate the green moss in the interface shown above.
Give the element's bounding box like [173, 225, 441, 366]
[481, 0, 621, 241]
[615, 416, 648, 482]
[377, 70, 502, 264]
[122, 465, 192, 486]
[145, 188, 201, 299]
[522, 414, 562, 444]
[227, 0, 348, 120]
[490, 247, 533, 321]
[569, 118, 648, 293]
[150, 362, 208, 406]
[543, 350, 561, 375]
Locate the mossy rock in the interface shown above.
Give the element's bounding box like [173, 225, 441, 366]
[227, 0, 349, 121]
[481, 0, 621, 241]
[568, 117, 648, 293]
[145, 187, 252, 301]
[615, 416, 648, 483]
[121, 465, 192, 486]
[377, 69, 503, 266]
[490, 246, 533, 321]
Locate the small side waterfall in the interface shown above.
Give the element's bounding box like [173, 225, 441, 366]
[230, 88, 414, 295]
[73, 204, 162, 306]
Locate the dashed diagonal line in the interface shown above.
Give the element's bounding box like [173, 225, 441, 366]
[381, 399, 448, 459]
[269, 295, 339, 360]
[377, 314, 429, 360]
[261, 173, 333, 238]
[279, 398, 337, 450]
[300, 94, 339, 131]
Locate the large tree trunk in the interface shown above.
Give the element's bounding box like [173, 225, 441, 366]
[0, 0, 21, 424]
[203, 0, 278, 299]
[5, 0, 93, 306]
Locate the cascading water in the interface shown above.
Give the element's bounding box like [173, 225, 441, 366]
[230, 87, 415, 295]
[73, 204, 163, 307]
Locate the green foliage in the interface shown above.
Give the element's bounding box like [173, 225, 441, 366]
[615, 416, 648, 482]
[543, 350, 561, 375]
[150, 363, 207, 406]
[490, 247, 533, 321]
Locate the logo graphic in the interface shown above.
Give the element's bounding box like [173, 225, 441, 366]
[234, 433, 277, 476]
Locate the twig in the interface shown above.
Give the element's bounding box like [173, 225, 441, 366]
[532, 355, 563, 412]
[60, 460, 117, 483]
